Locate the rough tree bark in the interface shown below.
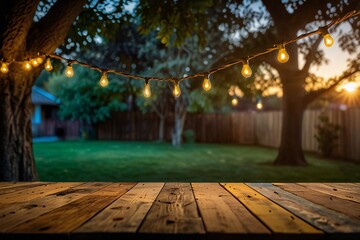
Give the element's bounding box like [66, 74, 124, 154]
[0, 0, 87, 181]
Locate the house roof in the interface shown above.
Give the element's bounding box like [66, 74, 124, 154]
[32, 86, 60, 106]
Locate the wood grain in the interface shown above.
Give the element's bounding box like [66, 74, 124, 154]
[0, 182, 49, 195]
[247, 183, 360, 233]
[274, 183, 360, 221]
[298, 183, 360, 203]
[0, 182, 111, 232]
[192, 183, 270, 235]
[11, 183, 135, 233]
[221, 183, 322, 235]
[0, 182, 83, 207]
[75, 182, 163, 234]
[140, 183, 205, 234]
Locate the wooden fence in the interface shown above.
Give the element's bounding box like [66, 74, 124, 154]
[32, 120, 80, 139]
[97, 109, 360, 161]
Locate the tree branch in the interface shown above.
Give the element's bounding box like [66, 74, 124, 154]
[261, 0, 289, 34]
[27, 0, 87, 54]
[0, 0, 39, 59]
[301, 35, 322, 74]
[304, 69, 360, 105]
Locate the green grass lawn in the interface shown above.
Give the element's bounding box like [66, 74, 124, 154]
[33, 141, 360, 182]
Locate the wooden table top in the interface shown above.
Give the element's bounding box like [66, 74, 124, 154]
[0, 182, 359, 239]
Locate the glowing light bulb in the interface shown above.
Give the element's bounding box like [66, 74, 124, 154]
[277, 45, 289, 63]
[99, 72, 109, 87]
[323, 33, 334, 47]
[231, 98, 238, 106]
[241, 62, 252, 78]
[173, 82, 181, 98]
[44, 58, 53, 71]
[202, 76, 211, 91]
[36, 57, 43, 64]
[31, 58, 40, 67]
[24, 61, 32, 71]
[65, 64, 74, 77]
[256, 100, 263, 110]
[1, 62, 9, 74]
[343, 82, 357, 93]
[143, 81, 151, 98]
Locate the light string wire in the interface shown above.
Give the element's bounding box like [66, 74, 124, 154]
[1, 10, 359, 87]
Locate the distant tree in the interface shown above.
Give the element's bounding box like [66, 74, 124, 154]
[46, 67, 127, 134]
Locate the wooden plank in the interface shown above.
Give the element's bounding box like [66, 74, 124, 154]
[0, 182, 111, 232]
[192, 183, 270, 236]
[11, 183, 135, 234]
[0, 182, 50, 195]
[0, 182, 46, 189]
[76, 182, 163, 234]
[0, 182, 83, 207]
[297, 183, 360, 204]
[247, 183, 360, 233]
[221, 183, 322, 235]
[140, 183, 205, 234]
[274, 183, 360, 221]
[323, 183, 360, 192]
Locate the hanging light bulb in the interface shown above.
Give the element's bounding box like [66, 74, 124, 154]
[31, 58, 40, 67]
[36, 57, 43, 64]
[44, 58, 53, 71]
[241, 60, 252, 78]
[173, 81, 181, 98]
[256, 99, 263, 110]
[202, 74, 211, 91]
[322, 32, 334, 47]
[277, 44, 289, 63]
[231, 98, 238, 106]
[99, 71, 109, 87]
[24, 60, 32, 71]
[1, 62, 9, 74]
[143, 79, 151, 98]
[65, 63, 74, 77]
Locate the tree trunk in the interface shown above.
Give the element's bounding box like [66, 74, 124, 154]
[0, 0, 87, 181]
[274, 75, 307, 166]
[0, 72, 38, 181]
[172, 99, 186, 146]
[158, 115, 165, 142]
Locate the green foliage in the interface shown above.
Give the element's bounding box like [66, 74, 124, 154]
[183, 129, 196, 143]
[136, 0, 214, 48]
[315, 113, 341, 157]
[46, 66, 127, 124]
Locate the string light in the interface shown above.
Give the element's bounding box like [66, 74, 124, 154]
[173, 80, 181, 98]
[320, 27, 334, 47]
[277, 44, 289, 63]
[65, 63, 74, 77]
[44, 58, 53, 71]
[231, 98, 238, 106]
[1, 62, 9, 74]
[0, 10, 356, 100]
[256, 99, 263, 110]
[31, 58, 40, 67]
[143, 78, 151, 98]
[99, 71, 109, 87]
[24, 60, 32, 71]
[202, 73, 211, 91]
[241, 60, 252, 78]
[323, 33, 334, 47]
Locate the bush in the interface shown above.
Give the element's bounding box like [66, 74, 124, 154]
[315, 113, 340, 157]
[183, 129, 196, 143]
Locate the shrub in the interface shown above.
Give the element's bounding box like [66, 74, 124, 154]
[315, 113, 340, 157]
[183, 129, 196, 143]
